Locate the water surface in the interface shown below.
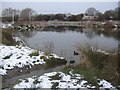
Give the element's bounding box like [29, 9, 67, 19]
[12, 26, 118, 63]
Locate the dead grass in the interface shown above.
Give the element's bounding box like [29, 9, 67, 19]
[75, 43, 119, 86]
[44, 57, 67, 68]
[43, 41, 54, 55]
[29, 51, 39, 57]
[2, 31, 18, 46]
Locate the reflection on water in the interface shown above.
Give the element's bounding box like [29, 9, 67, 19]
[11, 26, 118, 63]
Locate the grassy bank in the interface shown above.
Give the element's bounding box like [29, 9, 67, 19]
[61, 44, 119, 88]
[40, 55, 67, 68]
[2, 31, 18, 46]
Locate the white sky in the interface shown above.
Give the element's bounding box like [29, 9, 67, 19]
[1, 0, 120, 2]
[1, 0, 119, 14]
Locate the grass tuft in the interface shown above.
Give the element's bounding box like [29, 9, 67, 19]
[61, 43, 119, 87]
[33, 79, 41, 84]
[40, 56, 46, 59]
[24, 79, 29, 82]
[51, 82, 59, 89]
[2, 31, 18, 46]
[44, 57, 67, 68]
[29, 51, 39, 57]
[49, 73, 62, 80]
[61, 65, 98, 87]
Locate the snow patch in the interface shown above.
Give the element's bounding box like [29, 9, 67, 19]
[0, 45, 46, 75]
[0, 45, 64, 75]
[13, 71, 115, 89]
[1, 24, 13, 28]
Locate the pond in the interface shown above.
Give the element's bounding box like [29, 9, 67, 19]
[2, 26, 119, 88]
[12, 26, 119, 64]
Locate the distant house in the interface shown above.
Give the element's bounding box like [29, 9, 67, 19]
[82, 15, 98, 20]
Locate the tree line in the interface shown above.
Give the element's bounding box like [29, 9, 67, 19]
[1, 7, 120, 22]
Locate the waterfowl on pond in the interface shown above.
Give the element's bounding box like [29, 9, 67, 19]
[69, 60, 75, 64]
[74, 51, 79, 55]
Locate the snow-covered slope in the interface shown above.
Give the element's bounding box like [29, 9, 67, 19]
[14, 71, 115, 89]
[0, 45, 46, 75]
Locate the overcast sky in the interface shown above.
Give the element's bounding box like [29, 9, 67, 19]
[1, 0, 119, 2]
[1, 1, 119, 14]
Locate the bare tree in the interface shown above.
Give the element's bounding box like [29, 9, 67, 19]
[2, 8, 20, 22]
[85, 7, 99, 16]
[2, 8, 12, 17]
[2, 8, 20, 17]
[20, 8, 35, 21]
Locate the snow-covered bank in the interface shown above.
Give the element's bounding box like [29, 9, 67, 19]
[12, 36, 26, 46]
[0, 34, 65, 75]
[1, 24, 13, 29]
[0, 45, 46, 75]
[91, 47, 116, 55]
[14, 71, 115, 89]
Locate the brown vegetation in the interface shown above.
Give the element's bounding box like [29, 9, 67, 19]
[76, 44, 119, 86]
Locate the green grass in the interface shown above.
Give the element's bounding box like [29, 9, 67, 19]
[40, 56, 46, 59]
[8, 80, 22, 88]
[60, 44, 119, 87]
[61, 65, 99, 87]
[51, 82, 59, 89]
[24, 79, 29, 82]
[0, 67, 2, 69]
[2, 31, 18, 46]
[49, 73, 62, 80]
[33, 79, 41, 84]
